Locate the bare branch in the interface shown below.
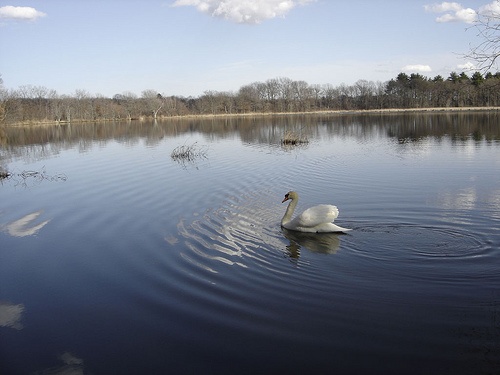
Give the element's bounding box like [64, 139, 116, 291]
[466, 1, 500, 71]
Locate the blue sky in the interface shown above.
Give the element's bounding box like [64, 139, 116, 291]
[0, 0, 498, 97]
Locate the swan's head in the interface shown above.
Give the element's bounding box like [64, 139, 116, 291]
[282, 191, 298, 203]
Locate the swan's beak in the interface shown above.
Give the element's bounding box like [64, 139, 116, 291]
[282, 196, 290, 203]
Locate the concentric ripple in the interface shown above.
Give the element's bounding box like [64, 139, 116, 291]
[348, 223, 490, 261]
[336, 221, 497, 289]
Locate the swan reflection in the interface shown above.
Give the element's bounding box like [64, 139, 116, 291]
[0, 301, 24, 330]
[282, 228, 342, 259]
[4, 210, 50, 237]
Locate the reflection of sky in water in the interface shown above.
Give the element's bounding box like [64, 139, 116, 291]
[437, 187, 477, 210]
[36, 352, 84, 375]
[3, 211, 50, 237]
[0, 299, 85, 373]
[462, 141, 477, 160]
[489, 190, 500, 219]
[0, 301, 24, 330]
[436, 185, 500, 216]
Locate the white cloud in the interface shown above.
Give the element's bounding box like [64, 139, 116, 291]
[172, 0, 315, 24]
[457, 61, 475, 70]
[457, 62, 476, 70]
[424, 2, 462, 12]
[402, 64, 432, 73]
[478, 1, 500, 18]
[424, 2, 477, 24]
[0, 5, 46, 20]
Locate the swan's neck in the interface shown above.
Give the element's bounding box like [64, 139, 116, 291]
[281, 198, 298, 226]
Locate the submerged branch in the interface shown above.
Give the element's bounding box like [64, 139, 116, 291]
[281, 130, 309, 146]
[1, 166, 67, 187]
[171, 142, 209, 169]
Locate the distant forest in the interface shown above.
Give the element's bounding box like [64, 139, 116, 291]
[1, 71, 499, 125]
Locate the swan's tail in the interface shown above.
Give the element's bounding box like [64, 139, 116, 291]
[316, 223, 351, 233]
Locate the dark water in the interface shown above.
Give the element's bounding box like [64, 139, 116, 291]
[1, 113, 499, 375]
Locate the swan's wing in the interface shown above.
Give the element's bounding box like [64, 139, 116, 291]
[294, 204, 339, 228]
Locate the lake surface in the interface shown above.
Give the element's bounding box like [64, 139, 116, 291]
[1, 113, 499, 375]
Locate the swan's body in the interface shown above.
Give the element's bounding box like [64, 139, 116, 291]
[281, 191, 351, 233]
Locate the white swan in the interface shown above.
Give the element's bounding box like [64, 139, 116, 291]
[281, 191, 351, 233]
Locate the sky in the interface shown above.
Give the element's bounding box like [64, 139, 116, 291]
[0, 0, 499, 98]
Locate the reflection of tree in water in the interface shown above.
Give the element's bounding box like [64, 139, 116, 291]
[383, 112, 500, 143]
[0, 166, 9, 180]
[0, 125, 7, 147]
[2, 113, 499, 162]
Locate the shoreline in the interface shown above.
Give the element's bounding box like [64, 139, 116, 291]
[3, 106, 500, 127]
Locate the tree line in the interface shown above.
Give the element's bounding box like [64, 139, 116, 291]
[0, 71, 499, 125]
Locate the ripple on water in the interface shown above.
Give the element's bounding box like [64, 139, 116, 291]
[157, 188, 345, 340]
[166, 184, 357, 309]
[350, 223, 489, 259]
[173, 190, 285, 275]
[338, 222, 496, 288]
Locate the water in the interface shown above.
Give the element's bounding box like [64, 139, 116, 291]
[1, 113, 499, 374]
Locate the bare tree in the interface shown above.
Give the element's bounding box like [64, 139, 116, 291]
[114, 92, 138, 120]
[0, 74, 5, 123]
[278, 77, 294, 111]
[200, 90, 219, 114]
[467, 1, 500, 71]
[237, 84, 259, 112]
[74, 89, 92, 121]
[265, 78, 280, 111]
[310, 84, 323, 109]
[321, 84, 340, 109]
[354, 80, 376, 109]
[292, 80, 312, 111]
[141, 90, 164, 119]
